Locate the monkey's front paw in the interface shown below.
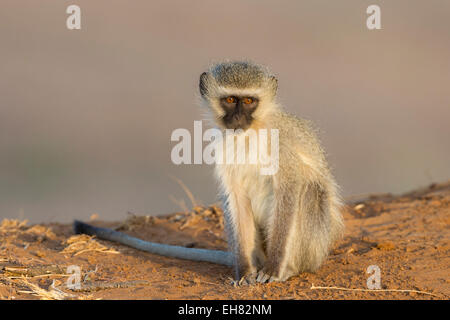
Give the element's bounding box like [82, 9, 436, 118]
[256, 270, 280, 284]
[240, 272, 258, 285]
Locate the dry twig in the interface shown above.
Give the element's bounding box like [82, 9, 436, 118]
[310, 284, 443, 298]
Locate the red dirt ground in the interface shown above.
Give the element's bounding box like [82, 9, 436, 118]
[1, 182, 449, 300]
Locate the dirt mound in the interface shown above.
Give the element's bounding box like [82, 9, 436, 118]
[1, 183, 449, 300]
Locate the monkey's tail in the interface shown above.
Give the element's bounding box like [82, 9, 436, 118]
[73, 220, 233, 267]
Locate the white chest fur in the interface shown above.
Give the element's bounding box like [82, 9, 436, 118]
[215, 161, 274, 229]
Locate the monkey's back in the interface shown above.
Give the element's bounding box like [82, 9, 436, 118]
[270, 109, 344, 247]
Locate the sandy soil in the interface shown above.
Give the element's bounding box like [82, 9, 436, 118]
[1, 182, 449, 300]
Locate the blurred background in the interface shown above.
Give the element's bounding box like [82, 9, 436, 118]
[1, 0, 449, 223]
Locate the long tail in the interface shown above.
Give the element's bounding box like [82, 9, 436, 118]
[73, 220, 233, 267]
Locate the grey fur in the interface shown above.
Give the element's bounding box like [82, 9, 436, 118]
[200, 61, 344, 283]
[211, 61, 268, 88]
[73, 61, 344, 285]
[200, 61, 278, 100]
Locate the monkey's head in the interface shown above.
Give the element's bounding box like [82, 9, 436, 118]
[199, 61, 278, 130]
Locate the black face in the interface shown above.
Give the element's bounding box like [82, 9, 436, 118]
[220, 96, 259, 130]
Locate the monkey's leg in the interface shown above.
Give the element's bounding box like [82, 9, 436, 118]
[295, 182, 334, 272]
[258, 181, 332, 283]
[224, 192, 260, 281]
[256, 176, 302, 283]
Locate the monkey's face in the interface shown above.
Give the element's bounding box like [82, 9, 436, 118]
[219, 96, 259, 130]
[199, 62, 278, 131]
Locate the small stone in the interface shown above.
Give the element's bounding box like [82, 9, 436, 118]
[376, 241, 396, 251]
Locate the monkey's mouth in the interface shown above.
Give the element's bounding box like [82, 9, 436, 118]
[221, 115, 253, 130]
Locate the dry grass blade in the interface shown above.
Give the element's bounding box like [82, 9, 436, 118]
[61, 234, 119, 256]
[169, 195, 189, 213]
[1, 276, 97, 300]
[4, 265, 65, 277]
[310, 284, 443, 298]
[0, 219, 28, 233]
[13, 278, 74, 300]
[25, 225, 57, 240]
[169, 175, 199, 207]
[71, 280, 149, 292]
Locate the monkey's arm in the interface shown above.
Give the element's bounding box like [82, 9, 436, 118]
[221, 193, 259, 280]
[73, 220, 233, 266]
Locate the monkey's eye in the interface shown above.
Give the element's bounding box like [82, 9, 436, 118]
[243, 98, 254, 105]
[226, 97, 236, 104]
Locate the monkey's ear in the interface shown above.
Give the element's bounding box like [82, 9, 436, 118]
[199, 72, 209, 97]
[269, 76, 278, 95]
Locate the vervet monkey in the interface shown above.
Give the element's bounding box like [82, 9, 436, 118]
[74, 61, 344, 284]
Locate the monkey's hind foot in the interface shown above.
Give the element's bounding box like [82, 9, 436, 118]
[227, 270, 282, 287]
[255, 270, 281, 284]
